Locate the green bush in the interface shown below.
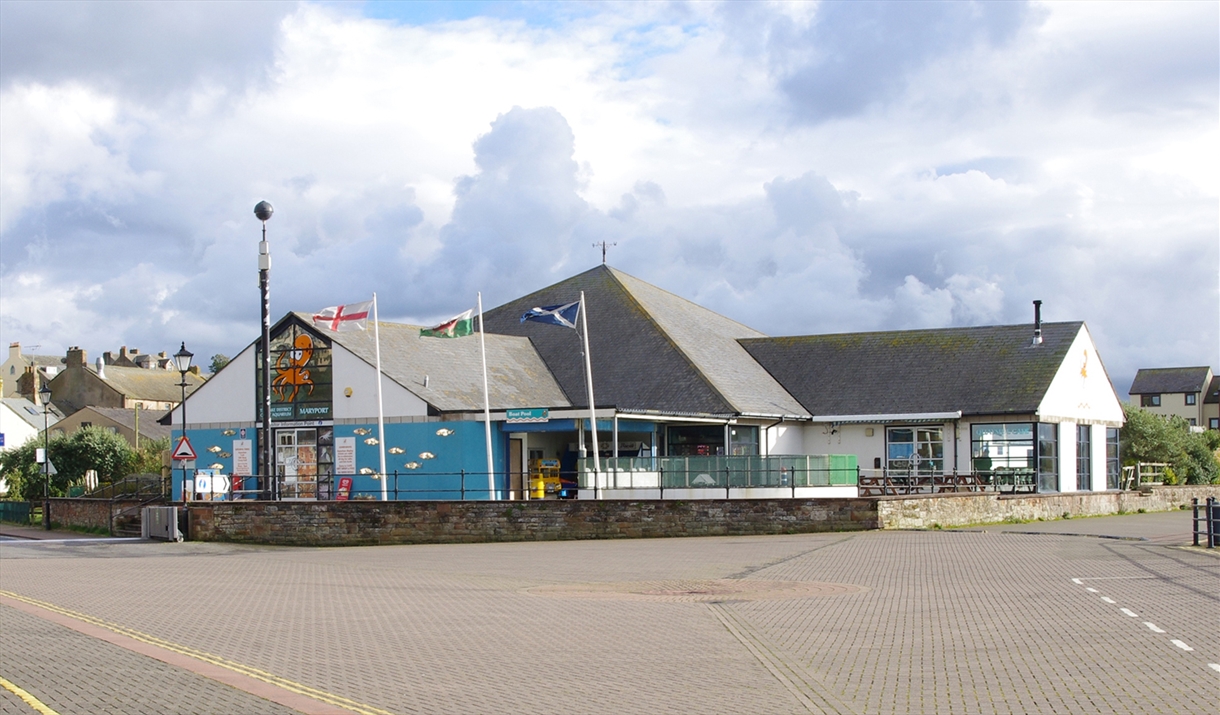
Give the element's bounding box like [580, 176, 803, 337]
[0, 426, 139, 501]
[1121, 404, 1220, 485]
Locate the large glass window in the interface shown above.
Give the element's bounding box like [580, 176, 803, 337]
[666, 425, 724, 456]
[1038, 423, 1059, 492]
[971, 423, 1034, 482]
[260, 322, 333, 422]
[1140, 394, 1161, 407]
[1106, 428, 1120, 489]
[887, 426, 944, 475]
[1076, 424, 1092, 491]
[729, 425, 758, 456]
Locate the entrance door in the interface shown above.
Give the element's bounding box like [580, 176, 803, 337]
[276, 428, 318, 499]
[509, 439, 524, 500]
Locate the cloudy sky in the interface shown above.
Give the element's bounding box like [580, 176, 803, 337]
[1, 0, 1216, 393]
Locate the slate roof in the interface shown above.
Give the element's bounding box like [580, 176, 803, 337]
[1128, 367, 1211, 395]
[299, 314, 570, 413]
[740, 322, 1085, 418]
[99, 365, 205, 402]
[1, 397, 64, 430]
[70, 406, 174, 441]
[1204, 376, 1220, 405]
[480, 265, 810, 418]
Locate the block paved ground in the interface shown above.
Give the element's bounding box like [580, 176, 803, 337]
[1, 510, 1217, 714]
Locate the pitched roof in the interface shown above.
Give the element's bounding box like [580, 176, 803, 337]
[1205, 376, 1220, 405]
[0, 397, 64, 429]
[740, 322, 1084, 418]
[1128, 367, 1211, 395]
[481, 265, 809, 418]
[99, 365, 205, 402]
[299, 314, 570, 412]
[69, 406, 174, 441]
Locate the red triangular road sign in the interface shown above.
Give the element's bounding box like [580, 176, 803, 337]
[172, 436, 197, 460]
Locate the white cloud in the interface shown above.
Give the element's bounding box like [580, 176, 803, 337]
[0, 0, 1215, 394]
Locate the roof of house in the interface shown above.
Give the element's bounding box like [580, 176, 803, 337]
[481, 265, 810, 418]
[740, 322, 1084, 418]
[1128, 367, 1212, 395]
[97, 365, 205, 402]
[66, 406, 174, 441]
[299, 314, 571, 412]
[1204, 376, 1220, 405]
[1, 397, 64, 430]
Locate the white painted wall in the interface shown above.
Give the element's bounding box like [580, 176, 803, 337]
[0, 402, 40, 451]
[801, 423, 888, 469]
[763, 423, 805, 455]
[331, 344, 428, 420]
[1038, 326, 1125, 427]
[177, 344, 256, 425]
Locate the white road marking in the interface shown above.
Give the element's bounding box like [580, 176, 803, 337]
[1086, 587, 1098, 593]
[1071, 578, 1083, 585]
[1171, 640, 1194, 652]
[1100, 597, 1116, 604]
[1144, 623, 1166, 633]
[1120, 608, 1138, 617]
[1209, 664, 1220, 673]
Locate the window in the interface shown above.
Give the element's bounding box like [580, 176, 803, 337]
[1211, 418, 1219, 430]
[728, 426, 758, 456]
[1106, 428, 1120, 490]
[1188, 418, 1197, 426]
[887, 426, 944, 474]
[1038, 423, 1059, 492]
[1076, 425, 1091, 491]
[1185, 393, 1197, 405]
[971, 423, 1033, 479]
[666, 425, 724, 456]
[1140, 394, 1161, 407]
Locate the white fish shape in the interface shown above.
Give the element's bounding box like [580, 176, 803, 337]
[364, 437, 379, 446]
[435, 428, 454, 437]
[404, 462, 421, 470]
[419, 451, 435, 460]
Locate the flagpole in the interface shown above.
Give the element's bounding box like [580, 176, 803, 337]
[373, 293, 388, 501]
[478, 292, 495, 500]
[579, 291, 601, 490]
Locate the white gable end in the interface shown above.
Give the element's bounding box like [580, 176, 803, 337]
[1037, 325, 1124, 427]
[331, 342, 428, 420]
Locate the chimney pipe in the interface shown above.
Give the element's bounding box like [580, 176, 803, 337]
[1032, 300, 1043, 346]
[96, 357, 106, 379]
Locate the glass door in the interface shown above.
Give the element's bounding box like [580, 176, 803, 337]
[276, 428, 318, 499]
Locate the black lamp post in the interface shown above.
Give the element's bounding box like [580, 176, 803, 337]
[39, 382, 52, 530]
[174, 343, 193, 505]
[254, 201, 274, 500]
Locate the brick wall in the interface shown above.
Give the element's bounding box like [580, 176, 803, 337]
[48, 497, 148, 532]
[188, 498, 881, 546]
[877, 485, 1220, 529]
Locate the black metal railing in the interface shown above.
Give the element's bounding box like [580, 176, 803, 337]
[1193, 497, 1217, 548]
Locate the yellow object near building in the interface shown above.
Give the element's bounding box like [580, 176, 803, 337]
[529, 459, 561, 499]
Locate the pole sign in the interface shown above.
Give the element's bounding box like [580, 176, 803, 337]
[172, 436, 198, 461]
[506, 408, 549, 423]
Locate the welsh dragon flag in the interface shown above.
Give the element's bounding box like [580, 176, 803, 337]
[420, 309, 474, 338]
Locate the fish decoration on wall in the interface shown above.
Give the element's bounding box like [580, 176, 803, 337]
[207, 445, 223, 453]
[419, 452, 435, 460]
[364, 437, 379, 445]
[221, 429, 236, 436]
[359, 467, 375, 475]
[435, 428, 454, 437]
[353, 428, 371, 435]
[404, 462, 421, 470]
[220, 452, 231, 459]
[387, 447, 404, 454]
[209, 463, 225, 470]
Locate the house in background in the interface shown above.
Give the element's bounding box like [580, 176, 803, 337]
[48, 347, 205, 416]
[1128, 366, 1213, 428]
[1204, 376, 1220, 430]
[0, 395, 64, 452]
[2, 342, 66, 398]
[102, 346, 176, 371]
[52, 406, 174, 448]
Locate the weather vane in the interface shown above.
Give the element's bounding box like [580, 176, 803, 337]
[593, 241, 617, 264]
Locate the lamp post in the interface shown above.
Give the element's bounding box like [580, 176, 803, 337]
[174, 343, 193, 506]
[39, 383, 51, 530]
[254, 201, 274, 500]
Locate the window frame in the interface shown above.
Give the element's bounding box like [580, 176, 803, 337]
[1185, 393, 1197, 406]
[886, 425, 945, 475]
[1076, 424, 1091, 491]
[1140, 394, 1161, 407]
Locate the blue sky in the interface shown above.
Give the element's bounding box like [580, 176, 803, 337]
[0, 0, 1216, 394]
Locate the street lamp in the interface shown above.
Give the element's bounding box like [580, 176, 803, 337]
[254, 201, 274, 500]
[174, 343, 193, 506]
[39, 382, 51, 530]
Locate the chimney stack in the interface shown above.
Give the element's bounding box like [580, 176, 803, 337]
[1031, 300, 1043, 346]
[96, 356, 106, 379]
[66, 346, 87, 368]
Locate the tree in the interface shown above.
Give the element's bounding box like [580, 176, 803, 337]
[0, 426, 136, 501]
[209, 354, 230, 374]
[1120, 404, 1220, 484]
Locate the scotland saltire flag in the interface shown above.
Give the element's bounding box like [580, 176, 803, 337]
[520, 301, 580, 329]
